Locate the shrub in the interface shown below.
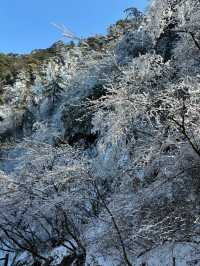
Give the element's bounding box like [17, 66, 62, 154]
[0, 46, 65, 84]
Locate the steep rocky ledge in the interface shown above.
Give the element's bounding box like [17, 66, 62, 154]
[0, 1, 200, 265]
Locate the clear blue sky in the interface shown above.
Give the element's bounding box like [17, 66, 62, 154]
[0, 0, 148, 54]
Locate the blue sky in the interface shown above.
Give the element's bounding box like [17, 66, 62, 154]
[0, 0, 148, 54]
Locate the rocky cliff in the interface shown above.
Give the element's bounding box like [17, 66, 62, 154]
[0, 1, 200, 265]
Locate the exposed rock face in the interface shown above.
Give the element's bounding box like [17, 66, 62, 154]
[0, 1, 200, 265]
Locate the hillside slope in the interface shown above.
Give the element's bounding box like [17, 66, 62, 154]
[0, 1, 200, 265]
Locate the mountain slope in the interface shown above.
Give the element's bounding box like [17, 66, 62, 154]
[0, 1, 200, 265]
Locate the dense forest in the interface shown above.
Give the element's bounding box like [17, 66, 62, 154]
[0, 0, 200, 265]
